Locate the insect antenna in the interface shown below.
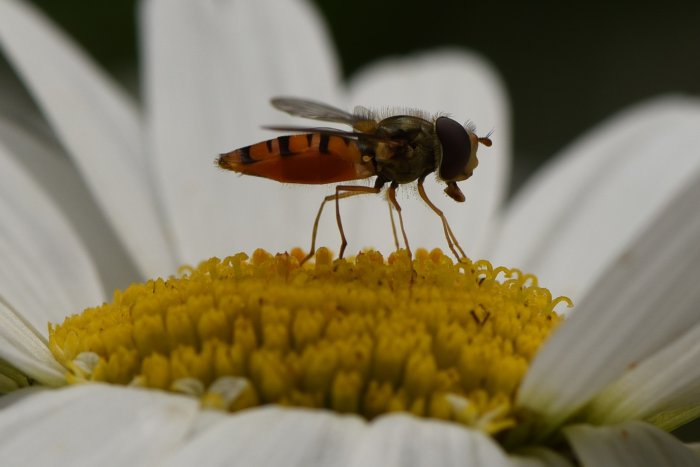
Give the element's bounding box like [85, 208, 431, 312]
[479, 129, 494, 147]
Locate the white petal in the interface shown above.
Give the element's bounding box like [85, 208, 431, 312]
[0, 386, 46, 410]
[487, 97, 700, 304]
[519, 169, 700, 431]
[165, 407, 524, 467]
[649, 408, 700, 434]
[349, 414, 513, 467]
[0, 296, 65, 386]
[163, 408, 518, 467]
[143, 0, 344, 264]
[564, 421, 700, 467]
[0, 116, 142, 294]
[183, 408, 228, 440]
[689, 443, 700, 457]
[0, 0, 176, 278]
[586, 320, 700, 429]
[348, 50, 510, 257]
[0, 140, 102, 329]
[0, 373, 21, 393]
[0, 384, 199, 467]
[161, 407, 366, 467]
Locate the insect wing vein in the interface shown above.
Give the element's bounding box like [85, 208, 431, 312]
[271, 97, 364, 126]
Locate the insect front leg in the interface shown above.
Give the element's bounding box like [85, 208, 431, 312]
[301, 184, 381, 265]
[417, 175, 467, 262]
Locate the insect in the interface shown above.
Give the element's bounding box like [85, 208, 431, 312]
[218, 97, 492, 264]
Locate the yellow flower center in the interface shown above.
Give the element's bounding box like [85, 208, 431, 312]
[48, 248, 570, 435]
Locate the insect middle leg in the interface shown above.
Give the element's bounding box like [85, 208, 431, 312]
[302, 184, 381, 265]
[417, 175, 467, 261]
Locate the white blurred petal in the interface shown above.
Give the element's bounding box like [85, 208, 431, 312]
[0, 0, 176, 278]
[143, 0, 343, 264]
[0, 384, 198, 467]
[164, 408, 518, 467]
[0, 140, 102, 330]
[0, 116, 142, 293]
[487, 97, 700, 304]
[586, 320, 700, 429]
[349, 414, 513, 467]
[184, 408, 228, 440]
[519, 169, 700, 431]
[162, 407, 365, 467]
[0, 386, 46, 410]
[564, 422, 700, 467]
[348, 50, 510, 257]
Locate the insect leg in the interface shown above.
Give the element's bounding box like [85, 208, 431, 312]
[416, 175, 467, 261]
[386, 182, 412, 258]
[301, 184, 380, 264]
[334, 185, 382, 259]
[387, 198, 400, 251]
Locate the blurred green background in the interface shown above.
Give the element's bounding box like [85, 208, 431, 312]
[11, 0, 700, 191]
[2, 0, 699, 442]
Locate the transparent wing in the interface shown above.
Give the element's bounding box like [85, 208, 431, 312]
[271, 97, 366, 126]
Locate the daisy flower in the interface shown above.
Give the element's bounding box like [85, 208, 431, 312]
[1, 0, 700, 466]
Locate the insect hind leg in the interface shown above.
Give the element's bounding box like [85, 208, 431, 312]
[301, 184, 381, 265]
[417, 175, 467, 262]
[387, 198, 400, 251]
[387, 182, 412, 259]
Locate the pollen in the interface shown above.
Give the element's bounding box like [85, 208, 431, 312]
[48, 248, 568, 434]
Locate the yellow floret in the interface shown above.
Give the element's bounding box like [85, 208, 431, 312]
[48, 248, 569, 434]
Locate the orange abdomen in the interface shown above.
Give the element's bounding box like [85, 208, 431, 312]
[218, 134, 374, 184]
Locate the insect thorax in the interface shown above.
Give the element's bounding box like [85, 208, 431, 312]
[370, 116, 438, 184]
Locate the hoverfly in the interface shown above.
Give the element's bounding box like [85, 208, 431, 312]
[218, 97, 492, 264]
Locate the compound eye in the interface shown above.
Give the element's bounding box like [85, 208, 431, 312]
[435, 117, 472, 181]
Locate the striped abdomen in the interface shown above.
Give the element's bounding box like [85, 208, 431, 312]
[218, 133, 374, 184]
